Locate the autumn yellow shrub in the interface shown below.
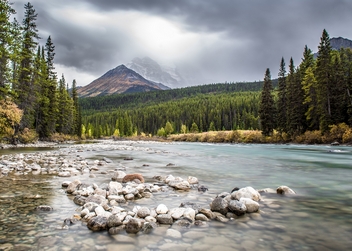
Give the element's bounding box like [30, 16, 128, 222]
[18, 128, 38, 144]
[342, 128, 352, 144]
[295, 130, 322, 144]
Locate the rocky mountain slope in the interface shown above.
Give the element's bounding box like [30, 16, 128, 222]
[77, 65, 169, 98]
[127, 57, 191, 88]
[330, 37, 352, 50]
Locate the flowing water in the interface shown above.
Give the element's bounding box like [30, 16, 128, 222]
[0, 141, 352, 250]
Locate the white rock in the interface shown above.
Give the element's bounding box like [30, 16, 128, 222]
[183, 208, 196, 221]
[166, 229, 182, 239]
[108, 182, 123, 195]
[187, 176, 199, 184]
[168, 180, 190, 191]
[165, 175, 175, 184]
[156, 204, 168, 214]
[170, 208, 185, 220]
[232, 186, 261, 201]
[240, 198, 260, 213]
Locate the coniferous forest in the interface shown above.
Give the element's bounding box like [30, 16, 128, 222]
[1, 2, 352, 145]
[0, 2, 81, 143]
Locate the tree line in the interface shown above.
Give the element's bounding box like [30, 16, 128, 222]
[260, 29, 352, 139]
[81, 91, 261, 138]
[0, 1, 81, 142]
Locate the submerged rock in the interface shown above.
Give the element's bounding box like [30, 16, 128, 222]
[125, 218, 143, 234]
[87, 216, 108, 231]
[35, 205, 53, 211]
[276, 186, 296, 195]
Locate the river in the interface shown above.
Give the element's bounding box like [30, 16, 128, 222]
[0, 140, 351, 250]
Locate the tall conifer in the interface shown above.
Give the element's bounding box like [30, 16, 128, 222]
[277, 57, 287, 133]
[259, 68, 275, 136]
[315, 29, 332, 133]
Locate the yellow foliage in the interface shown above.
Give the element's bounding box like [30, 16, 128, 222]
[18, 128, 38, 144]
[0, 98, 23, 138]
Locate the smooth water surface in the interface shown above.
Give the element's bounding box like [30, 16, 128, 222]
[0, 141, 351, 250]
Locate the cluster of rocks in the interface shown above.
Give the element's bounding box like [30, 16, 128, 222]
[0, 150, 116, 178]
[64, 174, 296, 235]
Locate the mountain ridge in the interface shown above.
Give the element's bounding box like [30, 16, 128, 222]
[77, 64, 169, 98]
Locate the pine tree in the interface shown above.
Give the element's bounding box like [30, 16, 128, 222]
[302, 67, 319, 129]
[71, 79, 81, 136]
[259, 68, 275, 136]
[315, 29, 332, 133]
[286, 58, 305, 136]
[56, 74, 73, 134]
[276, 57, 287, 133]
[15, 2, 40, 129]
[0, 0, 16, 98]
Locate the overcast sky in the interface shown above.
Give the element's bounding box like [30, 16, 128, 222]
[12, 0, 352, 87]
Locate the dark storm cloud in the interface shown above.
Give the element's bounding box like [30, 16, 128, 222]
[11, 0, 352, 85]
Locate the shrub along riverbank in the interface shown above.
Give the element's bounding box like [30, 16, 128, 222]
[167, 123, 352, 145]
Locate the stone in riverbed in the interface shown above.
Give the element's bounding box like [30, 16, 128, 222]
[85, 194, 107, 206]
[122, 173, 144, 183]
[73, 195, 86, 206]
[210, 197, 228, 215]
[87, 216, 108, 231]
[66, 180, 81, 194]
[156, 204, 168, 214]
[108, 181, 123, 195]
[156, 214, 173, 225]
[35, 205, 53, 211]
[276, 186, 296, 195]
[111, 171, 126, 181]
[58, 171, 71, 177]
[168, 180, 190, 191]
[231, 186, 261, 202]
[195, 213, 209, 221]
[166, 228, 182, 239]
[228, 200, 247, 216]
[108, 225, 125, 235]
[141, 221, 158, 234]
[125, 218, 143, 234]
[239, 198, 259, 213]
[199, 208, 216, 219]
[170, 208, 185, 220]
[107, 214, 123, 228]
[137, 207, 151, 218]
[187, 176, 199, 184]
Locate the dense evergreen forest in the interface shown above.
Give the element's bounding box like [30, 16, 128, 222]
[0, 1, 81, 143]
[260, 29, 352, 140]
[81, 30, 352, 142]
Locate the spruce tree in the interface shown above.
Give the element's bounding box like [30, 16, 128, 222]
[315, 29, 332, 133]
[16, 2, 40, 129]
[277, 57, 287, 133]
[286, 58, 305, 136]
[0, 0, 16, 98]
[302, 67, 319, 129]
[259, 68, 275, 136]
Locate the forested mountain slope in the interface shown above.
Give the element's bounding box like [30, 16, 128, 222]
[80, 80, 277, 113]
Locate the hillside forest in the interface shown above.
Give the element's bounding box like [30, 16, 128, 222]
[0, 2, 81, 143]
[1, 2, 352, 145]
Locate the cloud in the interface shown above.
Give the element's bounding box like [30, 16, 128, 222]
[11, 0, 352, 86]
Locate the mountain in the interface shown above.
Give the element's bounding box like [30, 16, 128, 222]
[314, 37, 352, 58]
[126, 57, 188, 88]
[330, 37, 352, 50]
[77, 65, 169, 98]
